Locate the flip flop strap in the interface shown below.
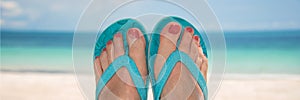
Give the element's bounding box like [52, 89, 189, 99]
[95, 55, 147, 100]
[154, 50, 208, 100]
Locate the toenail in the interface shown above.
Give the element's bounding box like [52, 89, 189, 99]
[107, 40, 112, 45]
[186, 27, 193, 33]
[115, 32, 122, 37]
[194, 35, 199, 41]
[168, 24, 180, 34]
[128, 29, 139, 38]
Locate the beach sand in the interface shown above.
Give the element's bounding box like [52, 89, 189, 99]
[1, 72, 299, 100]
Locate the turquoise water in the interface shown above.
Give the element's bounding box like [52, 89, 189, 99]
[1, 47, 73, 72]
[226, 48, 300, 74]
[1, 30, 300, 74]
[1, 31, 74, 72]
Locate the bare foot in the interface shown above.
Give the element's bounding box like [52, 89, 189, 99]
[94, 28, 147, 100]
[153, 22, 208, 100]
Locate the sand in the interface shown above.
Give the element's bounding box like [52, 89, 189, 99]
[1, 72, 300, 100]
[214, 74, 300, 100]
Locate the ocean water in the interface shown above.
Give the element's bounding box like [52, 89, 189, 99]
[1, 31, 74, 72]
[1, 30, 300, 74]
[225, 30, 300, 74]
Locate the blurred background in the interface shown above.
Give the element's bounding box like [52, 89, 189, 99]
[1, 0, 300, 100]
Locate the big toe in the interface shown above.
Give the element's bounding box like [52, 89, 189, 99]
[160, 22, 182, 48]
[154, 22, 182, 79]
[126, 28, 147, 80]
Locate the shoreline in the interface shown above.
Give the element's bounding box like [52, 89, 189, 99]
[2, 69, 300, 79]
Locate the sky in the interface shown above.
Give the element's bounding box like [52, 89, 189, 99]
[1, 0, 300, 31]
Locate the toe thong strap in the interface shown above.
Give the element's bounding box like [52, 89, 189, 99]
[95, 55, 147, 100]
[153, 50, 208, 100]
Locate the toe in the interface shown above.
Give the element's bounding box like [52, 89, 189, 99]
[157, 22, 182, 59]
[200, 57, 208, 81]
[199, 46, 208, 81]
[160, 22, 182, 47]
[154, 22, 182, 79]
[179, 27, 194, 54]
[189, 35, 200, 61]
[127, 28, 144, 46]
[106, 40, 114, 64]
[126, 28, 147, 80]
[100, 48, 109, 72]
[113, 33, 125, 59]
[194, 35, 208, 81]
[94, 56, 102, 81]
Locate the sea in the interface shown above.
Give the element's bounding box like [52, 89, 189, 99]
[1, 30, 300, 74]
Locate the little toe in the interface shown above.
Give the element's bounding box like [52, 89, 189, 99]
[94, 56, 102, 81]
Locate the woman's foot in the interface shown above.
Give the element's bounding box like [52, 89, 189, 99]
[94, 28, 147, 100]
[153, 22, 208, 100]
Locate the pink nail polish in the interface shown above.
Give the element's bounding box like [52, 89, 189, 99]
[128, 29, 138, 38]
[168, 24, 180, 34]
[115, 32, 122, 37]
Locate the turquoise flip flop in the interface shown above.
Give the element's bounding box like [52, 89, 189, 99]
[148, 17, 208, 100]
[94, 19, 149, 100]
